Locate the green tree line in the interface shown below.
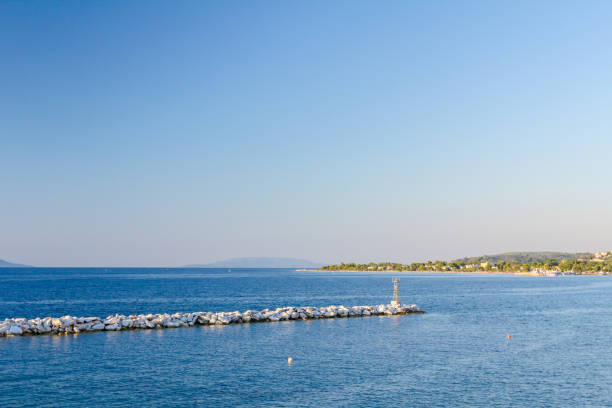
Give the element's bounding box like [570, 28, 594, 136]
[321, 259, 612, 274]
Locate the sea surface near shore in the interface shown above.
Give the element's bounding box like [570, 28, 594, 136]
[1, 268, 612, 407]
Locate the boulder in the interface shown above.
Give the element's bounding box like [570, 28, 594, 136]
[216, 316, 230, 325]
[60, 316, 76, 326]
[38, 323, 52, 333]
[120, 319, 133, 328]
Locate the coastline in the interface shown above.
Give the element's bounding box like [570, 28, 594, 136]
[308, 269, 514, 275]
[304, 269, 605, 276]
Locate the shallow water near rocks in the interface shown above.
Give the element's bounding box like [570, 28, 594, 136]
[1, 268, 612, 407]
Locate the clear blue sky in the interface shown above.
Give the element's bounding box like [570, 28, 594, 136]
[1, 1, 611, 266]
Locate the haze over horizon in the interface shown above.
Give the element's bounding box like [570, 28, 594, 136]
[2, 1, 612, 267]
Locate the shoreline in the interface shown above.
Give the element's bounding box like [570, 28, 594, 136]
[304, 269, 605, 276]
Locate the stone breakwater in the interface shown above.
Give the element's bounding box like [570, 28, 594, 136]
[0, 303, 424, 337]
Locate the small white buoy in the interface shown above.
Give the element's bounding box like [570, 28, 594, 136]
[288, 357, 293, 364]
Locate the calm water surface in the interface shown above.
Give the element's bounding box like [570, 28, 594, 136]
[1, 268, 611, 407]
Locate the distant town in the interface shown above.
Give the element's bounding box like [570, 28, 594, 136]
[321, 250, 612, 276]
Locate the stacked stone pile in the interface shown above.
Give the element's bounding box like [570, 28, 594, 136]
[0, 303, 424, 337]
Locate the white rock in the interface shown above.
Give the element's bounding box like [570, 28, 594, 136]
[120, 319, 133, 328]
[216, 316, 230, 325]
[38, 323, 51, 333]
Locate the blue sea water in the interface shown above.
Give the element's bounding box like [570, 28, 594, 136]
[1, 268, 612, 407]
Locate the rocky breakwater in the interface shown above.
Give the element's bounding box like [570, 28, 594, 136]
[0, 303, 424, 337]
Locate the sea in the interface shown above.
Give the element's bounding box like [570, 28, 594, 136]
[1, 268, 611, 407]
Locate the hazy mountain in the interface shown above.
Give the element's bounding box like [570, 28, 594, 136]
[184, 257, 322, 268]
[0, 258, 30, 267]
[454, 251, 592, 264]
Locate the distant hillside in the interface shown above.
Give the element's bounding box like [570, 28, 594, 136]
[454, 251, 592, 264]
[184, 257, 322, 268]
[0, 258, 30, 268]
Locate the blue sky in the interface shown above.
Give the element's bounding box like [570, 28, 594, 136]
[1, 1, 611, 266]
